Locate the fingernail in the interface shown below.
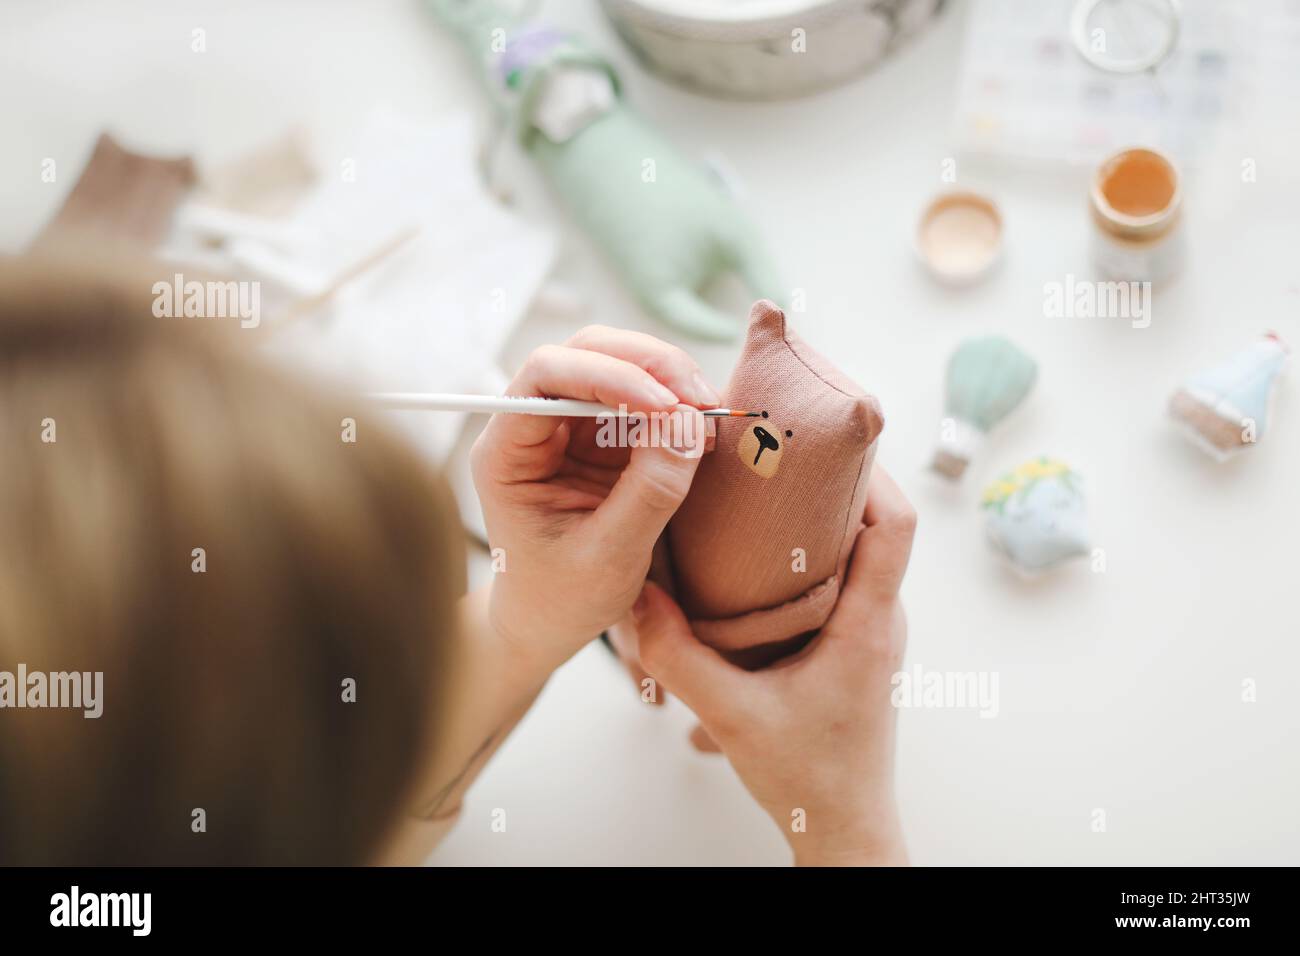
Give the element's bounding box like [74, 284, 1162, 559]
[665, 409, 706, 459]
[692, 371, 721, 407]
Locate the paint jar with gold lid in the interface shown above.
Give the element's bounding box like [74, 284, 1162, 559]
[1089, 147, 1184, 284]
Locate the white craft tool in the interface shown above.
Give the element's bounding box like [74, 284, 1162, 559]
[369, 393, 759, 417]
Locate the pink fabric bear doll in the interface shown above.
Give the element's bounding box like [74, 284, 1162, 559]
[655, 299, 885, 666]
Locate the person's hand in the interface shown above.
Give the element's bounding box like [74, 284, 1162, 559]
[470, 326, 717, 685]
[629, 465, 916, 866]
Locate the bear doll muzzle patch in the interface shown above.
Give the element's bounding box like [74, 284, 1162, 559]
[736, 420, 791, 478]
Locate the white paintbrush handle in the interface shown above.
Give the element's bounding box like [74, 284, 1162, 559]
[370, 393, 619, 417]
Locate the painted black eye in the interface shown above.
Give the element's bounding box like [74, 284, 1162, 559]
[761, 410, 769, 419]
[785, 430, 793, 438]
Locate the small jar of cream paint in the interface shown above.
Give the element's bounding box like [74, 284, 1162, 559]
[1089, 147, 1184, 284]
[916, 191, 1003, 285]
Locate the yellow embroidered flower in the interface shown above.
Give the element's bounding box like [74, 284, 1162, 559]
[980, 480, 1018, 506]
[981, 457, 1074, 510]
[1013, 457, 1069, 482]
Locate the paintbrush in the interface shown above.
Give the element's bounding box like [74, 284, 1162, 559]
[368, 393, 760, 418]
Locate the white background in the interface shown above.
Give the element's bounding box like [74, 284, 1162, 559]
[3, 0, 1297, 866]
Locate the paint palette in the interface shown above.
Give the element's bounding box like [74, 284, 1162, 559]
[953, 0, 1300, 165]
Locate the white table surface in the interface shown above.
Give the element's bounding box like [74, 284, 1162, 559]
[3, 0, 1297, 866]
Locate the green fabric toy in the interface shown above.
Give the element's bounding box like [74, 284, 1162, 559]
[428, 0, 784, 341]
[931, 336, 1038, 480]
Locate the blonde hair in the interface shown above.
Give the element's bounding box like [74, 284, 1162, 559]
[0, 254, 464, 864]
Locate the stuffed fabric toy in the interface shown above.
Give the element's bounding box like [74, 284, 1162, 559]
[931, 335, 1037, 480]
[980, 457, 1090, 575]
[657, 300, 884, 662]
[427, 0, 783, 341]
[1168, 333, 1289, 460]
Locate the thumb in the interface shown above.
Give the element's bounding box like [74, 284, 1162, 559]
[634, 582, 749, 726]
[594, 406, 706, 551]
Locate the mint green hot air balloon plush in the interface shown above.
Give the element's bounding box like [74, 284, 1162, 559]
[931, 336, 1038, 480]
[427, 0, 784, 341]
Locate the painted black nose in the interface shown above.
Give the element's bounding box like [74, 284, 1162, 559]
[752, 425, 780, 465]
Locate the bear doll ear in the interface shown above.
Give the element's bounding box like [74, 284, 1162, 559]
[853, 394, 886, 448]
[747, 298, 787, 336]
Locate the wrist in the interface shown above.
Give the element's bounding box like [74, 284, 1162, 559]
[479, 581, 574, 693]
[455, 586, 544, 700]
[793, 837, 908, 867]
[786, 802, 908, 867]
